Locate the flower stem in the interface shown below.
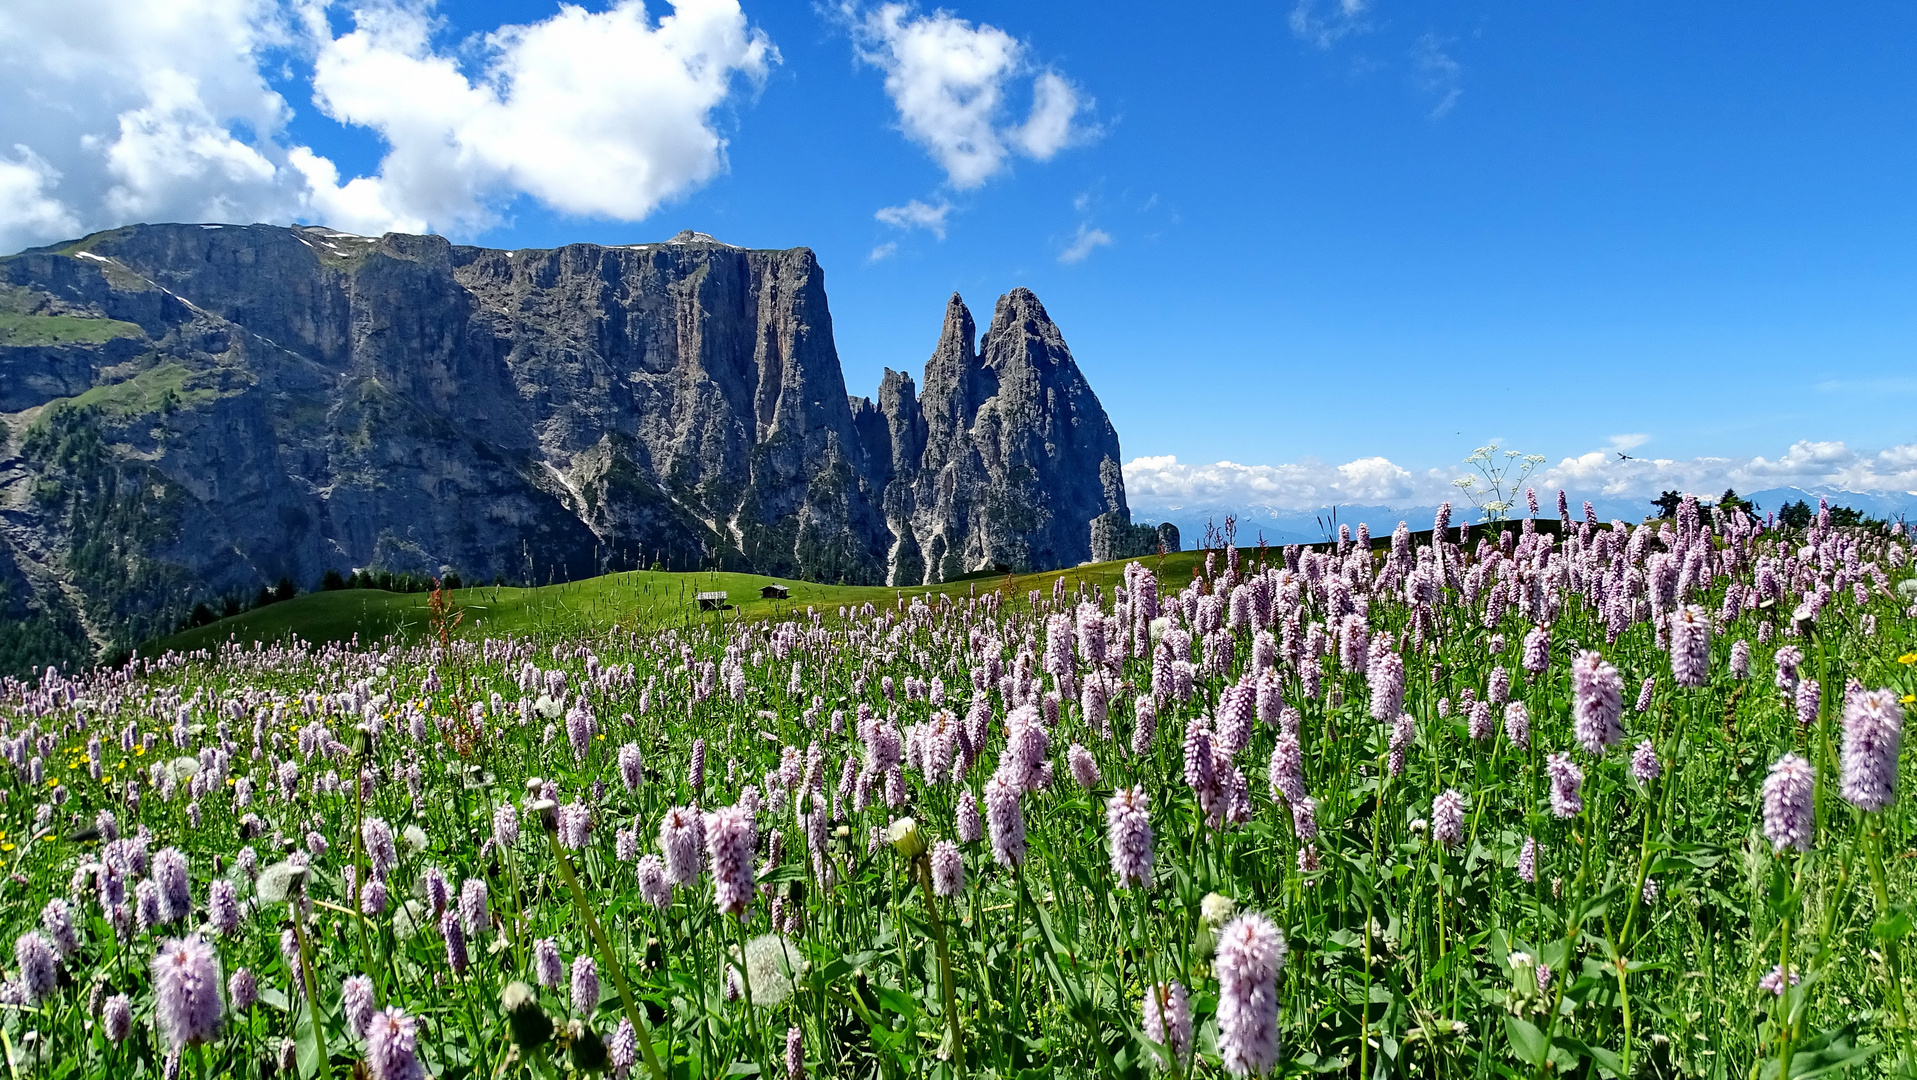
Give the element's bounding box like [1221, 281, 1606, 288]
[544, 828, 667, 1080]
[289, 912, 333, 1080]
[913, 854, 963, 1062]
[1863, 819, 1913, 1037]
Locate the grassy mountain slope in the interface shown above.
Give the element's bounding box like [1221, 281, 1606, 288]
[144, 519, 1593, 656]
[145, 552, 1213, 654]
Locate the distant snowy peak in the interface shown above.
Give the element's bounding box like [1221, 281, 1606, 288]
[1740, 487, 1917, 522]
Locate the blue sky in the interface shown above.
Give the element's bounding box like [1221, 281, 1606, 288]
[4, 0, 1915, 515]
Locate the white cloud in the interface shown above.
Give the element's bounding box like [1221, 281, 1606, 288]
[1126, 439, 1917, 522]
[1124, 454, 1451, 512]
[101, 67, 283, 222]
[848, 3, 1090, 189]
[1539, 440, 1917, 502]
[307, 0, 776, 234]
[0, 0, 774, 251]
[287, 145, 425, 236]
[868, 240, 898, 261]
[1012, 71, 1079, 158]
[1336, 456, 1419, 501]
[1411, 32, 1462, 118]
[1289, 0, 1370, 49]
[0, 0, 303, 251]
[0, 147, 80, 249]
[1058, 223, 1111, 263]
[875, 199, 951, 238]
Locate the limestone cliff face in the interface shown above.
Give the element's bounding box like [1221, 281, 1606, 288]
[0, 223, 1133, 665]
[858, 290, 1142, 585]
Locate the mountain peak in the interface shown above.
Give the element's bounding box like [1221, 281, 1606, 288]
[666, 229, 733, 246]
[0, 221, 1133, 666]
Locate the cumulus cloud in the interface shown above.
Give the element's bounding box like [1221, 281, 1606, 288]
[875, 199, 951, 238]
[1058, 223, 1112, 263]
[1012, 71, 1079, 158]
[0, 148, 80, 246]
[1126, 439, 1917, 523]
[307, 0, 775, 235]
[1539, 440, 1917, 503]
[848, 3, 1091, 189]
[1124, 454, 1452, 513]
[0, 0, 774, 250]
[0, 0, 303, 251]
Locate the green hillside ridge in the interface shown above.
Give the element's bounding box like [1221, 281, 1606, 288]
[144, 518, 1588, 656]
[146, 553, 1211, 654]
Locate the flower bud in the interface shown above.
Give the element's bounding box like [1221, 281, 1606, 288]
[501, 981, 552, 1049]
[527, 799, 559, 832]
[568, 1020, 608, 1073]
[885, 817, 927, 860]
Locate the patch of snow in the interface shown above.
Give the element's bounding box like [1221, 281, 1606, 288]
[74, 251, 109, 262]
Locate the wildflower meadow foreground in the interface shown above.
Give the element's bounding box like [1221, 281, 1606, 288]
[4, 495, 1915, 1078]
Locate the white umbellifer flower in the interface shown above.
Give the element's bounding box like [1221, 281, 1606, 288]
[402, 825, 428, 852]
[1200, 892, 1236, 927]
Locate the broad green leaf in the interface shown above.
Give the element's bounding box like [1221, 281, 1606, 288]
[1504, 1016, 1547, 1066]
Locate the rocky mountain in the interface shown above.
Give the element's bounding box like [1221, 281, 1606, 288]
[0, 222, 1156, 668]
[852, 290, 1159, 585]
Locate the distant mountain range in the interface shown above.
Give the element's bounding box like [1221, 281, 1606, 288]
[0, 223, 1152, 670]
[1136, 486, 1916, 547]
